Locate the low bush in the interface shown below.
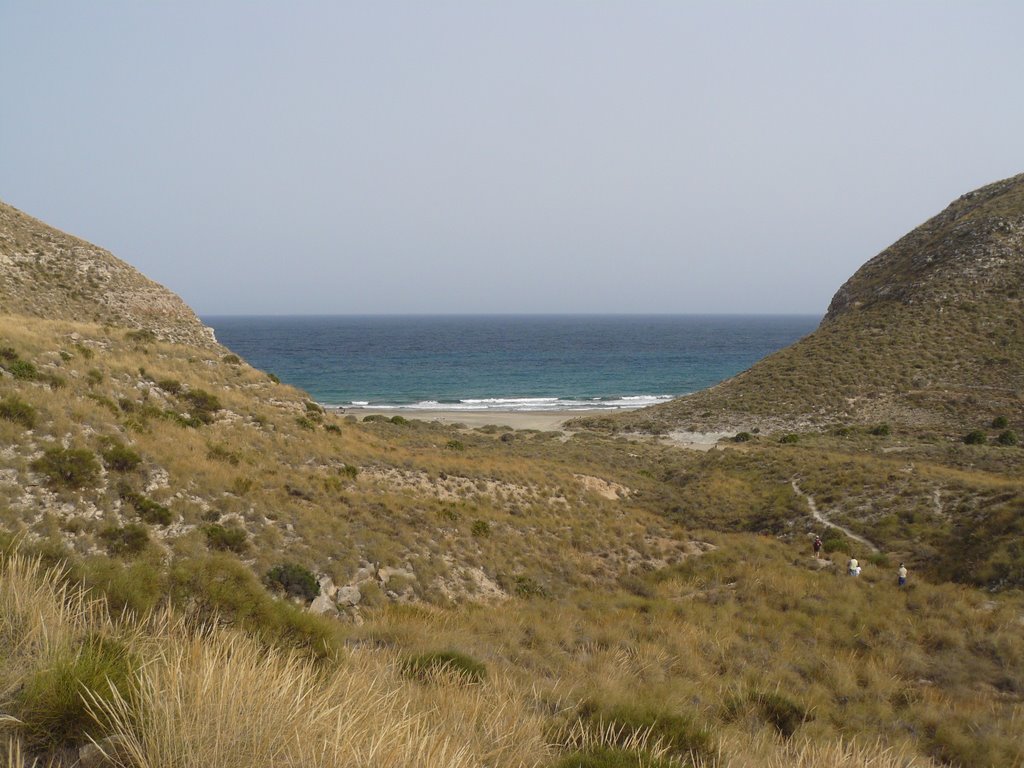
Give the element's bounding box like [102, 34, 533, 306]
[156, 378, 182, 395]
[16, 634, 138, 750]
[471, 519, 491, 537]
[402, 650, 487, 684]
[869, 423, 891, 436]
[207, 443, 241, 465]
[168, 554, 341, 656]
[390, 415, 409, 425]
[821, 528, 850, 554]
[101, 441, 142, 471]
[576, 701, 714, 761]
[125, 329, 157, 343]
[779, 433, 799, 444]
[552, 748, 675, 768]
[996, 430, 1018, 446]
[222, 353, 241, 364]
[86, 368, 104, 385]
[963, 430, 987, 445]
[100, 524, 150, 556]
[0, 395, 37, 428]
[265, 563, 321, 601]
[181, 389, 222, 424]
[119, 487, 173, 525]
[31, 447, 100, 489]
[733, 432, 752, 442]
[991, 415, 1009, 429]
[7, 359, 38, 380]
[446, 439, 465, 451]
[295, 416, 317, 431]
[202, 524, 248, 553]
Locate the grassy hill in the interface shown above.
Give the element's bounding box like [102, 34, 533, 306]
[579, 172, 1024, 436]
[0, 196, 1022, 767]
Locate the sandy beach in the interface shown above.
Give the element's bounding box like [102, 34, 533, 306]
[350, 409, 581, 431]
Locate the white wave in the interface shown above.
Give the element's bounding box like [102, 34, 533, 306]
[344, 395, 675, 412]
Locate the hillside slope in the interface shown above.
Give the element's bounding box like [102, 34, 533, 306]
[587, 173, 1024, 435]
[0, 202, 215, 347]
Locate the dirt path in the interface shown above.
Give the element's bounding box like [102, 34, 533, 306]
[791, 479, 878, 553]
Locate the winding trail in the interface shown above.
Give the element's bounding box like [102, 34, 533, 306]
[791, 479, 878, 553]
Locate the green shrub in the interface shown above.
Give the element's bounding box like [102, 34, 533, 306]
[779, 433, 799, 444]
[996, 430, 1018, 446]
[73, 557, 165, 615]
[169, 554, 340, 657]
[552, 747, 676, 768]
[362, 414, 390, 423]
[390, 415, 409, 425]
[222, 353, 242, 365]
[85, 368, 104, 385]
[402, 650, 487, 684]
[125, 329, 157, 343]
[203, 523, 248, 553]
[471, 519, 491, 537]
[16, 634, 138, 750]
[324, 422, 342, 434]
[206, 442, 240, 465]
[0, 346, 17, 361]
[100, 524, 150, 556]
[0, 395, 37, 428]
[119, 488, 172, 525]
[576, 701, 714, 761]
[101, 442, 142, 471]
[513, 574, 548, 598]
[821, 528, 850, 554]
[157, 378, 182, 395]
[963, 430, 987, 445]
[182, 389, 222, 424]
[732, 432, 752, 442]
[832, 425, 852, 437]
[869, 423, 891, 436]
[304, 400, 324, 414]
[991, 415, 1009, 429]
[265, 563, 321, 601]
[295, 416, 317, 431]
[31, 447, 100, 489]
[267, 373, 281, 384]
[8, 359, 38, 380]
[446, 439, 465, 451]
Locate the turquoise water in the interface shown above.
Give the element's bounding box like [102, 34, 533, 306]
[204, 315, 819, 412]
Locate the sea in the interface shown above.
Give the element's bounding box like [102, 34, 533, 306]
[203, 315, 819, 413]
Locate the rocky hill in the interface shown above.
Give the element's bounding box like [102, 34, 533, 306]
[586, 172, 1024, 435]
[0, 201, 216, 347]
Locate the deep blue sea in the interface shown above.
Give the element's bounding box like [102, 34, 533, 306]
[203, 315, 819, 412]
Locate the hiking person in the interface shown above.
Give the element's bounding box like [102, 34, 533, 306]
[897, 562, 908, 587]
[847, 556, 859, 576]
[813, 535, 822, 559]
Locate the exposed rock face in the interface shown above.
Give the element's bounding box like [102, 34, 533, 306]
[0, 201, 216, 346]
[825, 172, 1024, 322]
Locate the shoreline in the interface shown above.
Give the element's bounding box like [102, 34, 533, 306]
[347, 408, 583, 431]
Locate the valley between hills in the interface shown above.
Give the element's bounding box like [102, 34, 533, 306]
[0, 177, 1022, 767]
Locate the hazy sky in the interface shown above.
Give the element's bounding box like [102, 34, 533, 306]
[2, 2, 1022, 315]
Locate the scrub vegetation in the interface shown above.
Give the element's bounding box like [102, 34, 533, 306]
[1, 180, 1023, 766]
